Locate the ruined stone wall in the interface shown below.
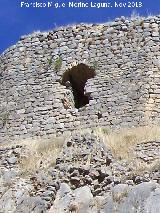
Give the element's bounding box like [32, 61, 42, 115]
[0, 15, 160, 142]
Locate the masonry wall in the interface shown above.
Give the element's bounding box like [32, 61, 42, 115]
[0, 15, 160, 142]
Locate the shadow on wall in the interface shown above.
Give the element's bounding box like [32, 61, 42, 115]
[61, 64, 96, 109]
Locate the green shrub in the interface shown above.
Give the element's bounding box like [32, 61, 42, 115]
[90, 61, 98, 70]
[0, 112, 9, 126]
[47, 58, 52, 66]
[54, 57, 62, 71]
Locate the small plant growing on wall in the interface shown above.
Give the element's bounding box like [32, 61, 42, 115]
[101, 127, 109, 134]
[47, 57, 53, 66]
[90, 61, 98, 70]
[0, 112, 9, 126]
[54, 57, 62, 71]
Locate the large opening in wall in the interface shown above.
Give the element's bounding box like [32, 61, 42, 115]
[62, 63, 96, 109]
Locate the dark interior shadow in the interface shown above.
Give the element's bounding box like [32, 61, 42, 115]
[61, 64, 96, 109]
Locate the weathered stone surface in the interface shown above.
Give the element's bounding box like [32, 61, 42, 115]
[49, 183, 72, 213]
[0, 132, 160, 212]
[102, 182, 160, 213]
[6, 156, 17, 164]
[0, 15, 160, 212]
[0, 16, 160, 142]
[117, 182, 159, 213]
[73, 186, 93, 213]
[144, 188, 160, 213]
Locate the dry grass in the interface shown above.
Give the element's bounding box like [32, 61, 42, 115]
[123, 159, 160, 179]
[19, 136, 67, 175]
[148, 160, 160, 172]
[0, 134, 69, 175]
[112, 189, 129, 203]
[95, 125, 160, 160]
[68, 202, 80, 213]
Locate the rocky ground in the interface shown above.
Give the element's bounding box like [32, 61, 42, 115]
[0, 131, 159, 212]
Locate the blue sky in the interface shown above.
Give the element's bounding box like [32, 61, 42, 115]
[0, 0, 160, 53]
